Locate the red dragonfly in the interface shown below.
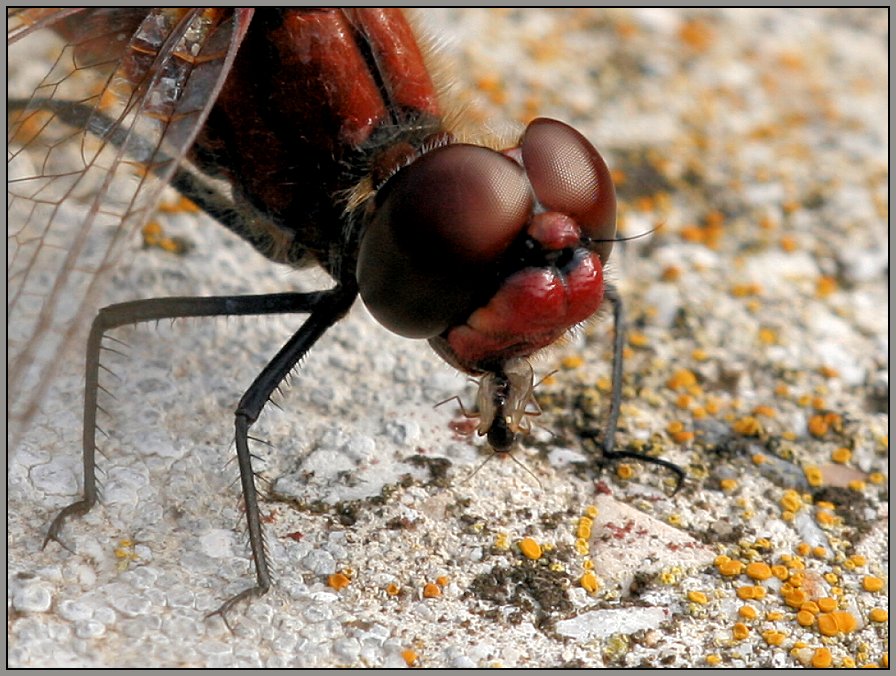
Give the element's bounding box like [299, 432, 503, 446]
[8, 8, 682, 624]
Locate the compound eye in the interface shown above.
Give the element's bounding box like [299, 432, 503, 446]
[520, 118, 617, 264]
[358, 144, 533, 338]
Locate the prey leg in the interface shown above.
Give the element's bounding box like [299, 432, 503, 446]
[580, 284, 686, 492]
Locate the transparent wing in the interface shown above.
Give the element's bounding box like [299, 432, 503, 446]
[7, 8, 255, 450]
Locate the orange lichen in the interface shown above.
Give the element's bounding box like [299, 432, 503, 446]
[745, 562, 772, 581]
[518, 537, 543, 560]
[580, 572, 599, 594]
[862, 576, 884, 592]
[796, 610, 815, 627]
[807, 414, 829, 438]
[327, 573, 351, 591]
[762, 629, 787, 646]
[402, 649, 419, 667]
[422, 583, 442, 599]
[667, 369, 697, 391]
[687, 590, 708, 605]
[738, 605, 758, 620]
[732, 622, 750, 640]
[869, 608, 888, 623]
[817, 610, 857, 636]
[733, 416, 763, 437]
[718, 559, 745, 577]
[811, 648, 833, 669]
[577, 517, 593, 540]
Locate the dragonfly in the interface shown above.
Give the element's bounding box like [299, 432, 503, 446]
[8, 8, 683, 625]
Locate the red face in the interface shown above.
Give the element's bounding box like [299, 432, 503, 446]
[356, 117, 617, 374]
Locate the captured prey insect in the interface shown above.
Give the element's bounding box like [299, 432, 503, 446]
[8, 8, 683, 624]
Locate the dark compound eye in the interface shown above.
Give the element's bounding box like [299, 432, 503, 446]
[357, 143, 533, 338]
[520, 118, 617, 265]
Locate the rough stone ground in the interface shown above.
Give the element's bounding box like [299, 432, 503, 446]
[8, 8, 888, 668]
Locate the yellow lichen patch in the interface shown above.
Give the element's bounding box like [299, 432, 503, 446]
[815, 509, 836, 527]
[862, 576, 884, 592]
[691, 348, 709, 361]
[780, 490, 802, 512]
[761, 629, 787, 646]
[720, 478, 738, 493]
[801, 601, 820, 614]
[868, 608, 888, 623]
[575, 538, 589, 556]
[385, 583, 401, 596]
[518, 537, 543, 560]
[661, 265, 682, 282]
[402, 649, 419, 667]
[628, 331, 649, 348]
[783, 589, 809, 608]
[733, 416, 763, 437]
[616, 463, 636, 480]
[678, 18, 714, 51]
[830, 447, 851, 464]
[732, 622, 750, 640]
[718, 559, 745, 577]
[705, 654, 722, 666]
[848, 554, 867, 568]
[495, 533, 510, 550]
[811, 648, 833, 669]
[687, 590, 708, 605]
[436, 575, 450, 586]
[817, 610, 857, 636]
[475, 74, 508, 105]
[675, 393, 692, 410]
[804, 465, 824, 487]
[731, 282, 763, 297]
[818, 365, 839, 379]
[422, 583, 442, 599]
[808, 414, 830, 438]
[328, 572, 351, 591]
[584, 505, 598, 519]
[745, 562, 772, 581]
[752, 405, 776, 418]
[580, 572, 599, 594]
[868, 472, 885, 485]
[771, 564, 789, 581]
[758, 327, 778, 345]
[796, 610, 815, 627]
[667, 369, 697, 391]
[815, 275, 837, 298]
[577, 517, 593, 540]
[848, 480, 866, 492]
[560, 355, 584, 369]
[738, 605, 758, 620]
[779, 235, 798, 252]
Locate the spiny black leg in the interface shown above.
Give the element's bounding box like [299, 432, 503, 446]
[41, 289, 354, 626]
[580, 284, 686, 493]
[206, 282, 358, 627]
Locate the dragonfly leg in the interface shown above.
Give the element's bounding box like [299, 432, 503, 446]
[41, 286, 358, 628]
[206, 283, 358, 627]
[579, 284, 686, 493]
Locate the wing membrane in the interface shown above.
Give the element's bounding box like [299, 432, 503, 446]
[8, 8, 255, 450]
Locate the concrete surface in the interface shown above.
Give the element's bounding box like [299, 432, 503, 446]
[7, 8, 888, 668]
